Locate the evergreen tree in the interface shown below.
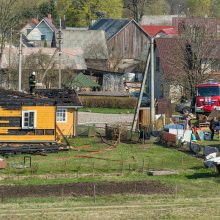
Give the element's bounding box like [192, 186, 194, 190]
[38, 0, 58, 20]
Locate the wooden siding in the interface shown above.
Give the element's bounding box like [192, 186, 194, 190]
[102, 73, 124, 92]
[0, 107, 21, 117]
[0, 135, 55, 142]
[56, 108, 74, 137]
[108, 22, 149, 61]
[138, 108, 150, 129]
[0, 106, 56, 142]
[22, 106, 55, 129]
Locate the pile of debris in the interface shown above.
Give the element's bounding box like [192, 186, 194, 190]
[0, 143, 69, 156]
[159, 113, 220, 174]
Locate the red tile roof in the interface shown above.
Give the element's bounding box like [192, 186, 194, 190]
[141, 25, 176, 37]
[159, 28, 177, 36]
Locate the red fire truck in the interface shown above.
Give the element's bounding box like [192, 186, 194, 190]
[195, 80, 220, 115]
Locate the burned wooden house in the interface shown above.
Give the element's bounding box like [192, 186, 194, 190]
[0, 89, 82, 143]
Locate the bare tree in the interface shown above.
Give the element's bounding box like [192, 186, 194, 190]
[161, 18, 219, 98]
[166, 0, 186, 14]
[0, 0, 28, 63]
[124, 0, 152, 22]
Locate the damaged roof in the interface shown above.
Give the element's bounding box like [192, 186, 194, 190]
[0, 89, 82, 108]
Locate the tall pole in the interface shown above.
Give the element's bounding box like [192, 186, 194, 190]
[150, 37, 155, 130]
[8, 28, 13, 89]
[57, 18, 62, 89]
[18, 32, 22, 91]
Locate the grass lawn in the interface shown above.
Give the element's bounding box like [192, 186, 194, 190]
[79, 107, 135, 114]
[2, 194, 220, 220]
[0, 137, 220, 219]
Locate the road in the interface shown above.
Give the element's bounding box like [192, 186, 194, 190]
[78, 112, 134, 126]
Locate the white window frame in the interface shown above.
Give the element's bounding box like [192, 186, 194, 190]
[22, 110, 37, 129]
[56, 108, 67, 123]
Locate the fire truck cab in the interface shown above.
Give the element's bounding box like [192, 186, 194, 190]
[195, 80, 220, 115]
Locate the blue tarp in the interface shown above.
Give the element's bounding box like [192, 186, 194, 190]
[164, 124, 184, 131]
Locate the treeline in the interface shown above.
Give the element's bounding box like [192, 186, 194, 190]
[2, 0, 220, 32]
[37, 0, 220, 26]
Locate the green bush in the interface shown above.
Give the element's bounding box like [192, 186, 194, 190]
[80, 96, 137, 108]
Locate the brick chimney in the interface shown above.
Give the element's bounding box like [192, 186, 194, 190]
[47, 13, 52, 23]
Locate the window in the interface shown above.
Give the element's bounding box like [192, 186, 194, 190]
[41, 35, 46, 40]
[197, 86, 220, 96]
[22, 111, 36, 129]
[56, 109, 67, 122]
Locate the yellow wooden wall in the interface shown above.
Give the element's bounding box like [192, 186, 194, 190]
[56, 108, 74, 137]
[0, 106, 56, 142]
[0, 107, 21, 117]
[22, 106, 55, 129]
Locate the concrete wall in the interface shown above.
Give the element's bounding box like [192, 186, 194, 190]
[140, 15, 179, 25]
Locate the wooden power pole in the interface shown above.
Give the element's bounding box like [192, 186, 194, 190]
[57, 19, 63, 89]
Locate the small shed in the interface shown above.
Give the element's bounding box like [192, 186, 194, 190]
[67, 73, 100, 91]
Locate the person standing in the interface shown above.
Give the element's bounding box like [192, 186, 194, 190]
[209, 117, 216, 140]
[29, 72, 36, 94]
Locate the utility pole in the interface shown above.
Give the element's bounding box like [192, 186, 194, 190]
[18, 32, 22, 91]
[57, 18, 62, 89]
[150, 37, 155, 131]
[8, 28, 13, 89]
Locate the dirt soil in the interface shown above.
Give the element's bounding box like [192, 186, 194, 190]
[0, 181, 174, 198]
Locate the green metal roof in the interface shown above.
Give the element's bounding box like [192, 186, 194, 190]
[68, 73, 100, 88]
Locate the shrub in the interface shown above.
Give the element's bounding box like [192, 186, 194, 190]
[79, 96, 137, 108]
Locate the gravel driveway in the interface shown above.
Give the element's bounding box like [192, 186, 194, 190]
[78, 112, 133, 126]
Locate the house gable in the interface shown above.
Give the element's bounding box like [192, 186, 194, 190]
[107, 20, 150, 61]
[27, 19, 55, 45]
[89, 19, 150, 61]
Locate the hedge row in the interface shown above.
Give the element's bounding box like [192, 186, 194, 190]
[79, 96, 137, 108]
